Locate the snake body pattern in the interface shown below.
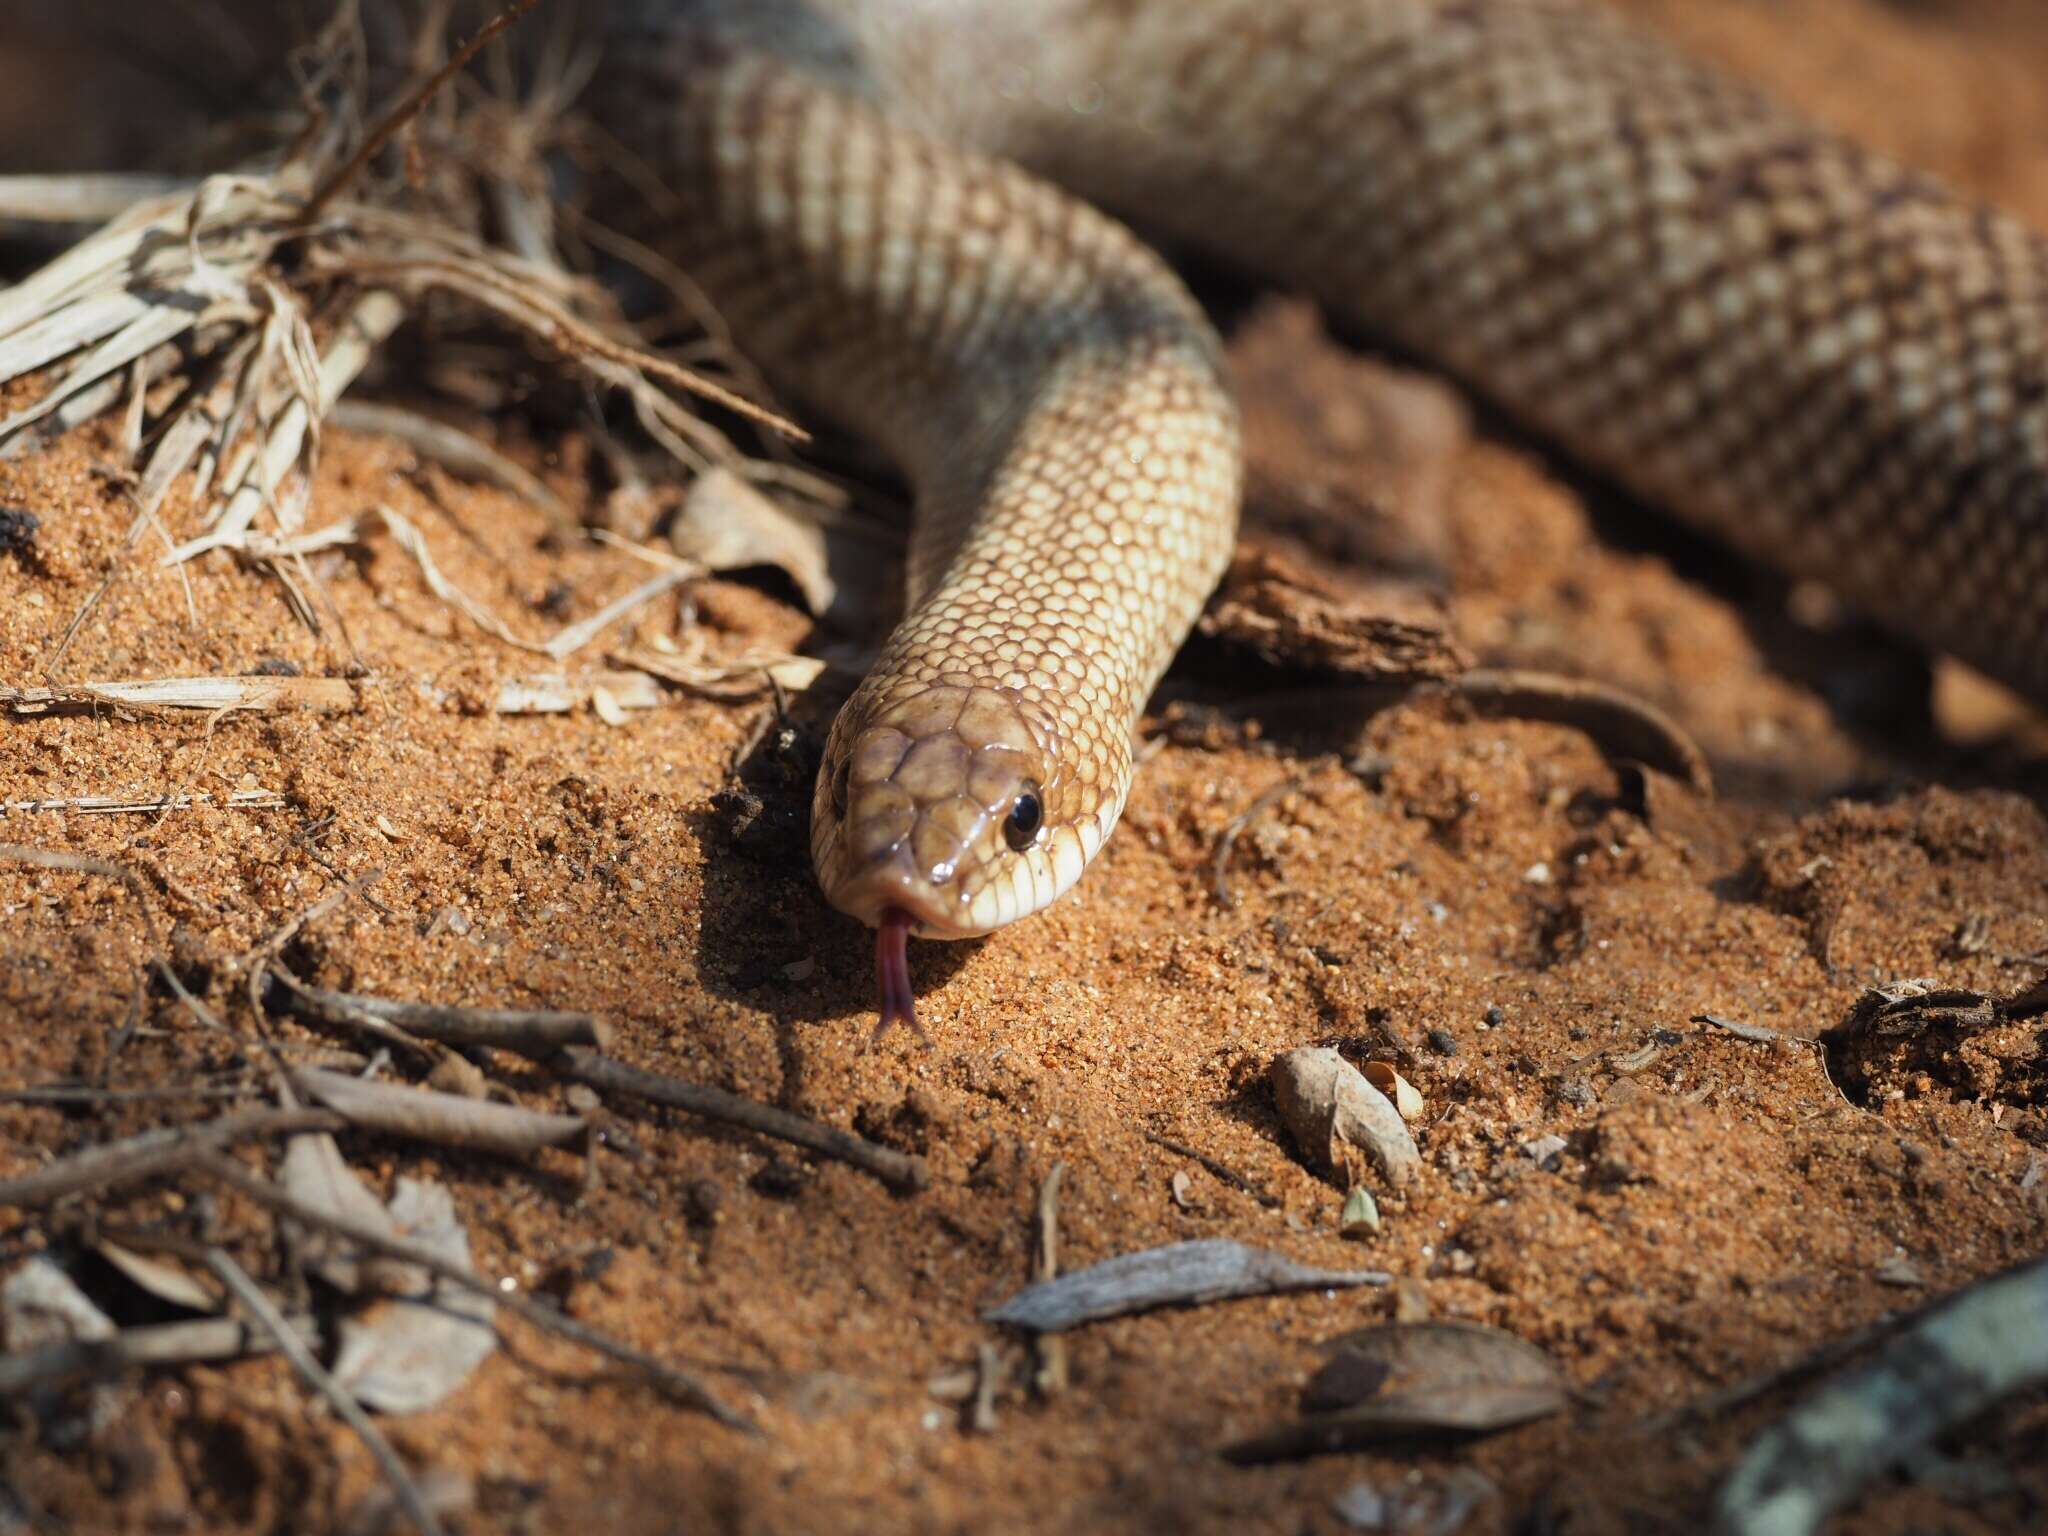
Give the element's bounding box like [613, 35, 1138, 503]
[601, 0, 2048, 1032]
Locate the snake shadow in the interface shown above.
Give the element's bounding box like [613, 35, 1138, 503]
[684, 685, 980, 1096]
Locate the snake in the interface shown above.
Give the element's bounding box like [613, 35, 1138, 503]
[600, 0, 2048, 1036]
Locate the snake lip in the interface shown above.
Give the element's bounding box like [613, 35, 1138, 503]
[828, 857, 984, 938]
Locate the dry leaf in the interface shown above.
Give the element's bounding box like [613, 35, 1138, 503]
[294, 1067, 586, 1158]
[984, 1238, 1388, 1333]
[1361, 1062, 1425, 1121]
[670, 467, 835, 615]
[281, 1132, 403, 1293]
[330, 1179, 496, 1415]
[1227, 1321, 1566, 1461]
[1340, 1186, 1382, 1238]
[1271, 1046, 1420, 1189]
[94, 1241, 224, 1314]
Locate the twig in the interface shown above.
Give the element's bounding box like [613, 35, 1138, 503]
[292, 1067, 586, 1158]
[0, 1083, 250, 1106]
[0, 1106, 345, 1209]
[0, 1313, 314, 1397]
[243, 869, 385, 1040]
[540, 567, 693, 661]
[1714, 1254, 2048, 1536]
[971, 1342, 1001, 1434]
[193, 1154, 758, 1432]
[1210, 779, 1303, 910]
[555, 1047, 928, 1193]
[299, 0, 548, 225]
[1141, 1131, 1279, 1208]
[281, 983, 610, 1056]
[1, 677, 358, 716]
[1454, 668, 1714, 796]
[0, 790, 284, 816]
[1692, 1012, 1811, 1046]
[205, 1247, 447, 1536]
[1032, 1164, 1069, 1396]
[264, 968, 443, 1064]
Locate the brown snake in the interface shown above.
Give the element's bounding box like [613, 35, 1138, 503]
[602, 0, 2048, 1034]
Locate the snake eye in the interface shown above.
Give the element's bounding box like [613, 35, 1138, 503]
[1003, 788, 1042, 852]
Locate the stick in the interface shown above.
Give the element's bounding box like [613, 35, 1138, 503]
[283, 983, 610, 1055]
[292, 1068, 586, 1158]
[299, 0, 548, 224]
[555, 1047, 929, 1194]
[1032, 1164, 1069, 1396]
[193, 1154, 758, 1433]
[1714, 1254, 2048, 1536]
[1141, 1132, 1279, 1208]
[205, 1248, 446, 1536]
[0, 1107, 344, 1208]
[0, 1314, 313, 1397]
[265, 969, 443, 1064]
[1210, 779, 1303, 910]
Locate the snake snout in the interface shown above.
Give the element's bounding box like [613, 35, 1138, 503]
[812, 685, 1058, 936]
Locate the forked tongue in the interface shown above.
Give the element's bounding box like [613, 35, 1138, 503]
[874, 907, 931, 1048]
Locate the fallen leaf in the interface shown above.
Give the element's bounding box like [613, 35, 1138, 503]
[94, 1241, 223, 1314]
[3, 1257, 115, 1353]
[280, 1132, 403, 1293]
[3, 1256, 125, 1438]
[1226, 1321, 1566, 1461]
[330, 1179, 496, 1415]
[984, 1238, 1388, 1334]
[668, 466, 891, 629]
[1271, 1046, 1420, 1188]
[1362, 1062, 1425, 1121]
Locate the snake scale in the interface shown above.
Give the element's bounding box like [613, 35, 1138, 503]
[600, 0, 2048, 1033]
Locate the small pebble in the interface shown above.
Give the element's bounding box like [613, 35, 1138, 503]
[1332, 1483, 1391, 1530]
[0, 506, 38, 553]
[1484, 1004, 1506, 1027]
[1427, 1028, 1461, 1056]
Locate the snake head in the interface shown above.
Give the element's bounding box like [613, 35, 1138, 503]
[812, 681, 1116, 1037]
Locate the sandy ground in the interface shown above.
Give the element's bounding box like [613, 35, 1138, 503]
[2, 1, 2047, 1533]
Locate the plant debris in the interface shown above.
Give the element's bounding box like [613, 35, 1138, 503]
[1822, 976, 2048, 1105]
[1270, 1046, 1421, 1190]
[983, 1238, 1390, 1334]
[1225, 1321, 1567, 1462]
[1714, 1253, 2048, 1536]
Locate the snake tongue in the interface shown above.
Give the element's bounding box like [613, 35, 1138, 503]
[873, 907, 931, 1049]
